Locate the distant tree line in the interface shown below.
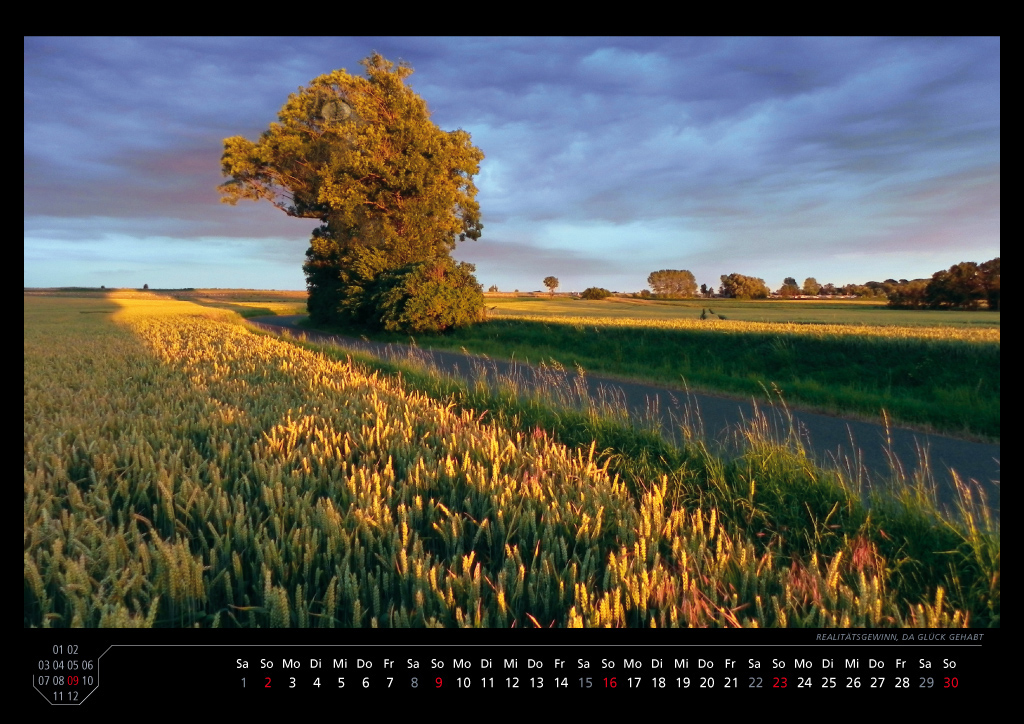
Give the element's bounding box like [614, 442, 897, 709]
[776, 277, 825, 297]
[887, 258, 999, 311]
[544, 257, 999, 310]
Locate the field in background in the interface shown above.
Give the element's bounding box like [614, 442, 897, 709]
[485, 296, 1001, 329]
[24, 293, 998, 628]
[25, 287, 308, 318]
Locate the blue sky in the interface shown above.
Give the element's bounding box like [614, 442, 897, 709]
[24, 37, 1000, 292]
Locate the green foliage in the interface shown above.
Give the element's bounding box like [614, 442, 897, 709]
[220, 53, 484, 327]
[925, 258, 999, 311]
[304, 231, 355, 324]
[843, 283, 886, 298]
[777, 276, 800, 297]
[313, 246, 395, 327]
[887, 258, 1000, 312]
[886, 280, 930, 309]
[371, 257, 484, 334]
[719, 273, 769, 299]
[647, 269, 697, 297]
[926, 262, 986, 310]
[543, 276, 559, 295]
[802, 277, 821, 296]
[579, 287, 612, 300]
[980, 257, 1000, 310]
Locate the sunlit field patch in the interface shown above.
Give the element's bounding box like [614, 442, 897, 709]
[486, 297, 1001, 332]
[486, 305, 1000, 343]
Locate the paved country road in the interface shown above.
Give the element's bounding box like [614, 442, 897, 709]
[249, 315, 1000, 522]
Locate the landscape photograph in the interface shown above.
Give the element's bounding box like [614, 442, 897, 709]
[25, 37, 999, 630]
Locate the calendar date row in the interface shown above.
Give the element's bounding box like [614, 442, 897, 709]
[249, 674, 963, 690]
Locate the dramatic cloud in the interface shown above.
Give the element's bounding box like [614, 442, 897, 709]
[25, 37, 999, 291]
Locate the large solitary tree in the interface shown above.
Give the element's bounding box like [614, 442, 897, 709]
[219, 53, 485, 327]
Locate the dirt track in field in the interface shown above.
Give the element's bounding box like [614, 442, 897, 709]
[249, 315, 1000, 521]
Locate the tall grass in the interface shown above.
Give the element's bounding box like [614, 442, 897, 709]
[24, 296, 998, 627]
[364, 315, 1001, 440]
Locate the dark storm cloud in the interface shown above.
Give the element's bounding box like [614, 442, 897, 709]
[24, 37, 998, 289]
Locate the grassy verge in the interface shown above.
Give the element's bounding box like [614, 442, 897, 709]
[300, 315, 999, 441]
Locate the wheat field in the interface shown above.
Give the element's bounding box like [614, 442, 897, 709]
[486, 309, 1000, 344]
[24, 295, 996, 627]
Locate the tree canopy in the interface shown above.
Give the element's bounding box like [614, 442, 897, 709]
[543, 276, 559, 295]
[719, 273, 769, 299]
[647, 269, 697, 298]
[802, 277, 820, 296]
[580, 287, 611, 300]
[777, 276, 800, 297]
[219, 53, 485, 329]
[886, 258, 999, 311]
[372, 257, 484, 334]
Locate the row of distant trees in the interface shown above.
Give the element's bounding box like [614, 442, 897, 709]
[490, 272, 890, 300]
[490, 259, 999, 310]
[648, 271, 776, 299]
[642, 260, 998, 308]
[649, 270, 838, 300]
[886, 258, 999, 311]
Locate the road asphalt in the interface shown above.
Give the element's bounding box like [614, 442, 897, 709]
[249, 315, 1000, 522]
